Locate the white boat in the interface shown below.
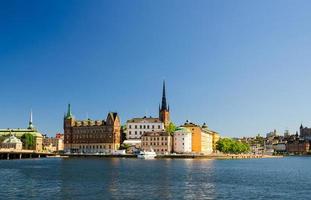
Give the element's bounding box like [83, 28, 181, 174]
[137, 149, 157, 159]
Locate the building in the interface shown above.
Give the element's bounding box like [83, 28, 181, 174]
[141, 131, 173, 154]
[64, 104, 121, 153]
[43, 133, 64, 153]
[126, 116, 164, 139]
[173, 127, 192, 153]
[286, 137, 310, 154]
[273, 142, 286, 153]
[202, 123, 220, 153]
[266, 130, 278, 138]
[181, 121, 213, 155]
[1, 135, 23, 150]
[0, 112, 43, 152]
[299, 124, 311, 140]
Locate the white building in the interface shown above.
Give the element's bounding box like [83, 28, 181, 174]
[173, 127, 192, 153]
[126, 116, 164, 139]
[1, 135, 23, 150]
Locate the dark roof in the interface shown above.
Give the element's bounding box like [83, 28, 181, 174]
[127, 116, 162, 123]
[142, 131, 170, 137]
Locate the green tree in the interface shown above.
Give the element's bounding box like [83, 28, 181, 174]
[216, 138, 250, 154]
[21, 133, 35, 150]
[166, 122, 177, 135]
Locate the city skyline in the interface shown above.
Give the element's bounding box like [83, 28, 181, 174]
[2, 0, 311, 137]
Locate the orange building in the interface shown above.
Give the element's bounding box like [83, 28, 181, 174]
[181, 121, 214, 154]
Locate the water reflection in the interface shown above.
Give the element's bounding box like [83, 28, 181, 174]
[2, 157, 310, 199]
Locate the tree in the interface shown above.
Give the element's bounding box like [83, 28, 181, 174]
[21, 133, 36, 150]
[216, 138, 250, 154]
[166, 122, 177, 135]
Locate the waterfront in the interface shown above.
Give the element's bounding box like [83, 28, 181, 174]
[0, 157, 310, 200]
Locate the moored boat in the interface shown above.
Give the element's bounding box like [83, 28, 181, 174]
[137, 149, 157, 159]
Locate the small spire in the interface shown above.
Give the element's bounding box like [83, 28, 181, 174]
[28, 110, 34, 129]
[66, 104, 73, 119]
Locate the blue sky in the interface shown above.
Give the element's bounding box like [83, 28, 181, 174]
[1, 0, 311, 137]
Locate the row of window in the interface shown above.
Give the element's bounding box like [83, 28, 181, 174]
[142, 137, 168, 141]
[73, 129, 112, 134]
[70, 134, 112, 139]
[142, 142, 168, 146]
[78, 145, 112, 149]
[128, 131, 150, 135]
[129, 125, 161, 129]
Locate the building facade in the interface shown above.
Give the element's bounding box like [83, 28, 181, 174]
[43, 133, 64, 153]
[126, 117, 164, 139]
[173, 127, 192, 153]
[181, 121, 213, 155]
[141, 131, 173, 154]
[300, 124, 311, 140]
[64, 104, 121, 153]
[286, 138, 310, 154]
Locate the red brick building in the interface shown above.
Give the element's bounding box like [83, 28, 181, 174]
[64, 104, 121, 153]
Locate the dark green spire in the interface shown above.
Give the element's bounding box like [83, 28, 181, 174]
[161, 80, 167, 110]
[66, 104, 73, 119]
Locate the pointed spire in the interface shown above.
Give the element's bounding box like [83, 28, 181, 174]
[161, 80, 167, 110]
[28, 110, 34, 129]
[66, 104, 73, 119]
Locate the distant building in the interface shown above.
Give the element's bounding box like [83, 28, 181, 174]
[273, 142, 286, 153]
[173, 127, 192, 153]
[1, 135, 23, 150]
[141, 131, 173, 154]
[126, 117, 164, 139]
[63, 104, 121, 153]
[286, 135, 310, 154]
[266, 130, 278, 138]
[43, 133, 64, 153]
[0, 112, 43, 152]
[181, 121, 213, 155]
[299, 124, 311, 140]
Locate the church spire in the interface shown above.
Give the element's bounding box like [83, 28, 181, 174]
[161, 80, 167, 110]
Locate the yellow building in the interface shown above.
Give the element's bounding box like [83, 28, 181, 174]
[202, 123, 220, 153]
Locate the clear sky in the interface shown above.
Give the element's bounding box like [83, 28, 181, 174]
[1, 0, 311, 137]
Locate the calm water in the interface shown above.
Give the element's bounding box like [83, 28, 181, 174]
[0, 157, 309, 200]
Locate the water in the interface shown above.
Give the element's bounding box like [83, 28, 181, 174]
[0, 157, 309, 200]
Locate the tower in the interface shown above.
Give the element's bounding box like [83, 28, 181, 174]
[159, 81, 170, 127]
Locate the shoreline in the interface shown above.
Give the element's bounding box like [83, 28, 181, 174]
[60, 154, 283, 160]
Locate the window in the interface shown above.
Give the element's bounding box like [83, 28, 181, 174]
[152, 125, 155, 129]
[158, 125, 160, 129]
[135, 131, 137, 135]
[135, 125, 137, 129]
[147, 125, 150, 129]
[129, 131, 132, 135]
[143, 125, 146, 129]
[129, 125, 131, 129]
[140, 125, 142, 129]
